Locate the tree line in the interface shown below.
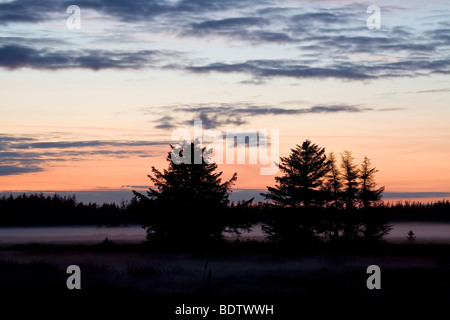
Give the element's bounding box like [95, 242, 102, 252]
[0, 193, 137, 226]
[0, 193, 448, 227]
[1, 139, 449, 247]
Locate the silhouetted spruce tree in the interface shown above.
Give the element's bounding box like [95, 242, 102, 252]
[261, 140, 329, 244]
[358, 156, 391, 240]
[324, 152, 343, 210]
[263, 140, 330, 208]
[359, 156, 384, 209]
[133, 140, 237, 245]
[340, 151, 360, 210]
[340, 151, 360, 240]
[322, 152, 343, 240]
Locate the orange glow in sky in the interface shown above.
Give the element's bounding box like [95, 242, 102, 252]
[1, 0, 449, 202]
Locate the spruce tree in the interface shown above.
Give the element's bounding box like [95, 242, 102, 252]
[134, 140, 237, 244]
[359, 156, 384, 209]
[261, 140, 329, 244]
[358, 156, 390, 240]
[263, 139, 329, 208]
[340, 150, 360, 240]
[340, 151, 359, 210]
[324, 152, 343, 210]
[322, 152, 343, 240]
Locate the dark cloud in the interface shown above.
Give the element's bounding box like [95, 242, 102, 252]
[185, 60, 375, 81]
[0, 165, 44, 176]
[225, 131, 268, 148]
[0, 134, 34, 142]
[154, 116, 177, 130]
[12, 140, 168, 149]
[0, 134, 170, 176]
[186, 111, 246, 129]
[427, 28, 450, 42]
[307, 35, 439, 54]
[0, 37, 67, 46]
[291, 12, 345, 25]
[0, 0, 260, 24]
[185, 17, 268, 35]
[184, 55, 450, 81]
[0, 45, 171, 70]
[82, 0, 265, 22]
[180, 17, 296, 43]
[0, 0, 448, 84]
[0, 0, 56, 24]
[172, 103, 368, 115]
[147, 102, 396, 129]
[249, 31, 295, 43]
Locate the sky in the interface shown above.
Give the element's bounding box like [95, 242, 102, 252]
[0, 0, 449, 203]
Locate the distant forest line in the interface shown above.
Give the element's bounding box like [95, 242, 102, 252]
[0, 193, 449, 227]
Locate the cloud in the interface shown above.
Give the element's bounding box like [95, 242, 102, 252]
[289, 11, 354, 28]
[0, 37, 67, 46]
[427, 28, 450, 42]
[0, 0, 448, 84]
[183, 56, 450, 81]
[154, 116, 177, 130]
[12, 140, 168, 149]
[0, 165, 44, 176]
[225, 131, 268, 148]
[0, 134, 170, 176]
[120, 185, 149, 190]
[184, 17, 268, 35]
[305, 35, 439, 54]
[414, 88, 450, 94]
[0, 0, 260, 24]
[181, 17, 297, 44]
[184, 60, 375, 81]
[0, 0, 55, 24]
[147, 102, 396, 129]
[186, 111, 246, 129]
[0, 45, 172, 70]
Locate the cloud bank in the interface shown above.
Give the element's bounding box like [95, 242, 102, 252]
[0, 0, 448, 82]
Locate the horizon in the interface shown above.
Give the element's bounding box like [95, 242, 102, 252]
[1, 0, 449, 199]
[1, 189, 449, 205]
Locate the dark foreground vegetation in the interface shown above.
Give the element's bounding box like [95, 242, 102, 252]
[1, 242, 450, 313]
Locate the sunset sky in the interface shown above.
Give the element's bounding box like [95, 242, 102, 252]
[1, 0, 449, 203]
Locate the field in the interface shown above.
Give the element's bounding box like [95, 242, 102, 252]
[1, 242, 450, 316]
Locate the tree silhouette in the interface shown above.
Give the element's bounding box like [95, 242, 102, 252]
[261, 140, 329, 244]
[336, 151, 360, 240]
[134, 140, 237, 244]
[358, 156, 390, 240]
[322, 152, 343, 240]
[358, 156, 384, 209]
[407, 230, 416, 242]
[324, 152, 343, 210]
[340, 151, 359, 210]
[262, 140, 329, 209]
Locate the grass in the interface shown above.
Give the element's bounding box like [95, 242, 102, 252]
[1, 242, 449, 315]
